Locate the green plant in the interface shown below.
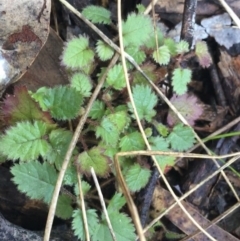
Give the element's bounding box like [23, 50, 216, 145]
[0, 4, 211, 241]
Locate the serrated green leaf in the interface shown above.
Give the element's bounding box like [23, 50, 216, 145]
[61, 36, 94, 69]
[125, 164, 151, 191]
[128, 84, 158, 122]
[122, 13, 153, 47]
[74, 180, 91, 196]
[167, 124, 195, 151]
[195, 41, 212, 68]
[153, 45, 171, 65]
[71, 73, 92, 97]
[106, 64, 126, 90]
[56, 194, 73, 219]
[149, 136, 175, 170]
[126, 46, 146, 69]
[163, 38, 177, 56]
[136, 4, 146, 13]
[92, 212, 136, 241]
[33, 86, 83, 120]
[172, 68, 192, 95]
[0, 121, 52, 162]
[11, 161, 57, 203]
[89, 100, 106, 120]
[107, 193, 126, 214]
[82, 6, 111, 25]
[119, 131, 145, 151]
[46, 129, 73, 167]
[72, 209, 99, 241]
[143, 29, 164, 49]
[64, 165, 78, 186]
[77, 146, 110, 177]
[153, 121, 169, 137]
[176, 40, 189, 54]
[96, 40, 114, 61]
[2, 86, 52, 125]
[96, 111, 128, 146]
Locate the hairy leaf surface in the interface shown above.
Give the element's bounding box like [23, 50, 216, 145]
[119, 131, 145, 151]
[82, 6, 111, 25]
[32, 86, 83, 120]
[72, 209, 99, 241]
[11, 161, 57, 203]
[1, 86, 52, 125]
[96, 40, 114, 61]
[122, 13, 153, 47]
[71, 73, 92, 97]
[77, 147, 110, 177]
[172, 68, 192, 95]
[96, 111, 128, 146]
[61, 36, 94, 69]
[0, 121, 53, 161]
[128, 84, 158, 122]
[149, 136, 175, 170]
[106, 64, 126, 90]
[167, 124, 195, 151]
[125, 164, 151, 191]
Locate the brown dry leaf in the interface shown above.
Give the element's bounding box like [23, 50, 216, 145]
[0, 0, 51, 94]
[152, 186, 239, 241]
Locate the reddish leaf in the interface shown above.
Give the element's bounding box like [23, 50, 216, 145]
[167, 94, 203, 126]
[0, 0, 51, 94]
[1, 86, 52, 125]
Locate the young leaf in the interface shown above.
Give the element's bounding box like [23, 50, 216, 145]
[125, 164, 151, 191]
[122, 13, 153, 47]
[32, 86, 83, 120]
[152, 45, 171, 65]
[1, 86, 52, 125]
[128, 84, 158, 122]
[163, 38, 177, 56]
[195, 41, 212, 68]
[167, 94, 203, 126]
[152, 121, 169, 137]
[167, 124, 195, 151]
[0, 121, 53, 162]
[61, 36, 94, 69]
[64, 165, 78, 186]
[46, 129, 73, 168]
[125, 46, 146, 69]
[82, 6, 111, 25]
[74, 180, 91, 196]
[11, 161, 57, 204]
[96, 40, 114, 61]
[144, 29, 164, 50]
[106, 64, 126, 90]
[56, 194, 73, 219]
[88, 100, 106, 120]
[176, 40, 189, 54]
[149, 136, 175, 170]
[92, 212, 136, 241]
[107, 193, 126, 214]
[71, 73, 92, 97]
[77, 146, 110, 177]
[96, 111, 128, 146]
[136, 4, 146, 13]
[72, 209, 99, 241]
[172, 68, 192, 95]
[119, 131, 145, 151]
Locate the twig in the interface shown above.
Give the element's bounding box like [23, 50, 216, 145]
[90, 167, 117, 241]
[77, 172, 90, 241]
[218, 0, 240, 28]
[43, 53, 119, 241]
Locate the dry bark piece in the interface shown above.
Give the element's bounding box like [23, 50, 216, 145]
[218, 49, 240, 113]
[152, 185, 239, 241]
[15, 28, 69, 92]
[0, 0, 51, 94]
